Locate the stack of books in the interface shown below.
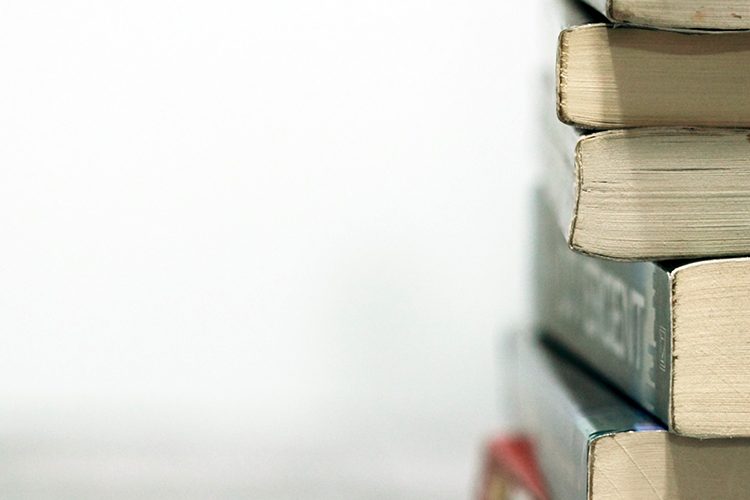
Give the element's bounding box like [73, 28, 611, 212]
[480, 1, 750, 498]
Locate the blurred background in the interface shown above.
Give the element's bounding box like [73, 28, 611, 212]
[0, 1, 543, 498]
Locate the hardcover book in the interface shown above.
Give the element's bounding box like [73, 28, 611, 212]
[517, 335, 750, 499]
[533, 191, 750, 438]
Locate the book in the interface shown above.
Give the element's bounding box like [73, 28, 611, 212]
[542, 123, 750, 261]
[556, 23, 750, 129]
[517, 334, 750, 499]
[477, 435, 548, 500]
[533, 190, 750, 438]
[580, 0, 750, 30]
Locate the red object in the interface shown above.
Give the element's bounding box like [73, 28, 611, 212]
[477, 435, 548, 500]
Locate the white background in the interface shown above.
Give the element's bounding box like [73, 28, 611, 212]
[0, 1, 544, 498]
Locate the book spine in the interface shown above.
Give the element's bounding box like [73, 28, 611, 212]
[533, 192, 673, 424]
[552, 0, 605, 27]
[517, 337, 662, 500]
[578, 0, 611, 21]
[539, 88, 579, 239]
[517, 339, 596, 500]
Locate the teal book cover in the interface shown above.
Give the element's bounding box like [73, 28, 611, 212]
[516, 335, 750, 499]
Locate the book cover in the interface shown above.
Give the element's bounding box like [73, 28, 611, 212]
[516, 335, 750, 498]
[533, 189, 750, 437]
[477, 435, 548, 500]
[516, 336, 664, 499]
